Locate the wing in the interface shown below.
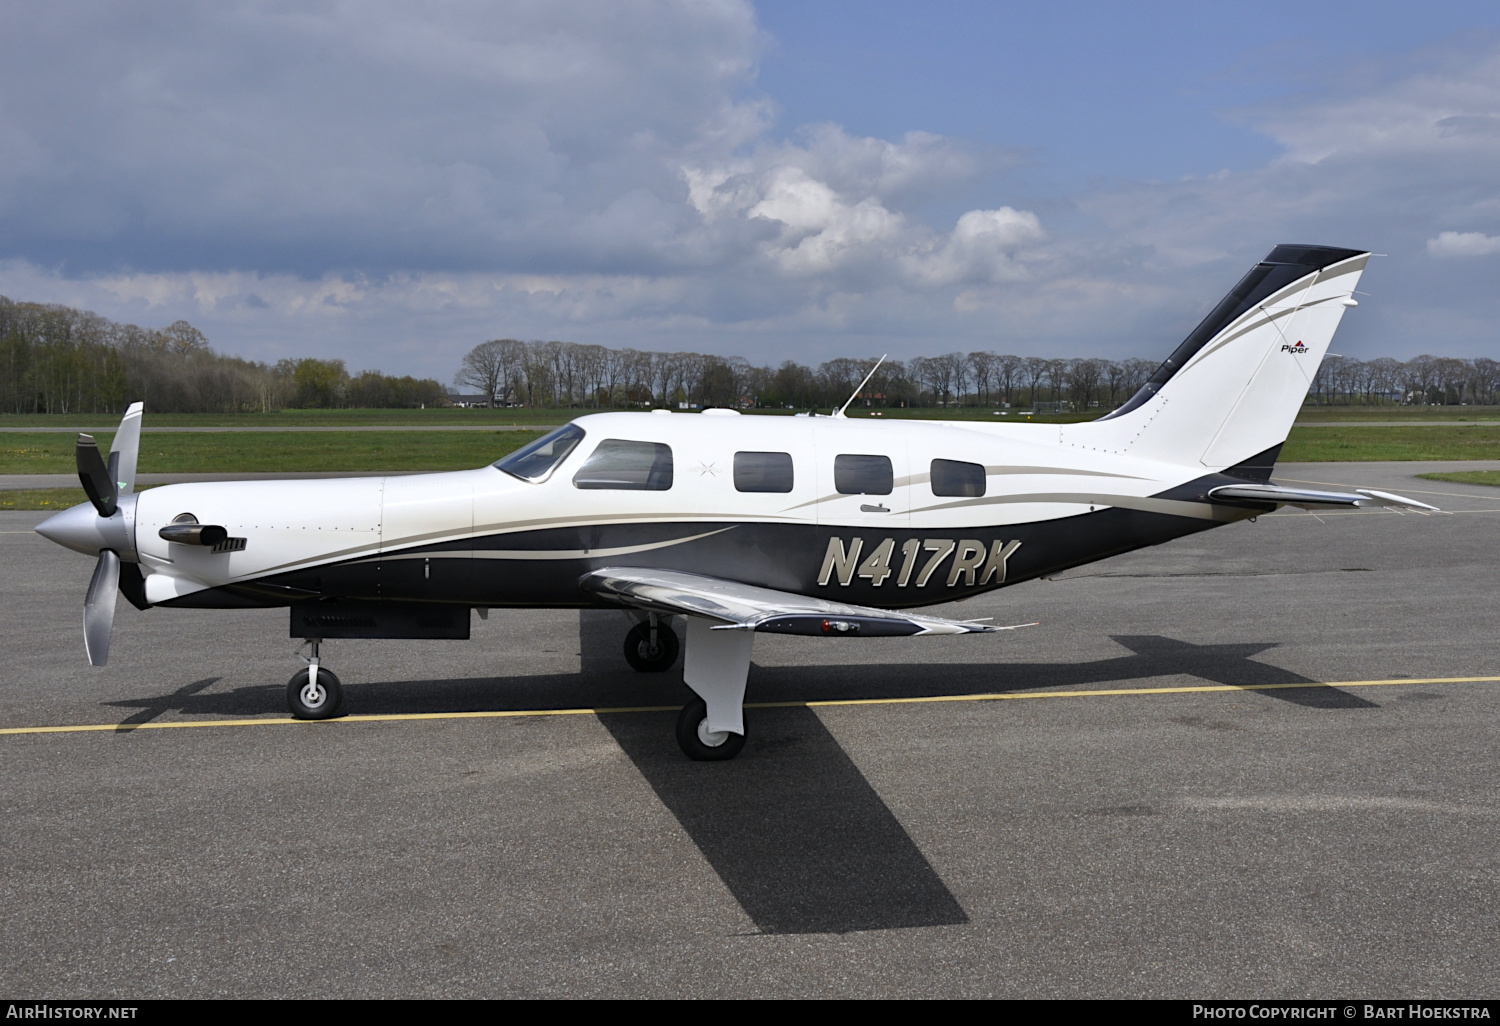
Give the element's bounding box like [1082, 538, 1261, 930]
[1208, 483, 1439, 512]
[579, 567, 1026, 636]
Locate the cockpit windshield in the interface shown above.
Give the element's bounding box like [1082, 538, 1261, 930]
[493, 423, 586, 482]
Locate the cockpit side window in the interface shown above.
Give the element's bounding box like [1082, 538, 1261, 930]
[930, 459, 986, 497]
[572, 439, 674, 490]
[494, 424, 586, 483]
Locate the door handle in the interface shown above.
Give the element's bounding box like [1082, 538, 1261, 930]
[860, 503, 890, 513]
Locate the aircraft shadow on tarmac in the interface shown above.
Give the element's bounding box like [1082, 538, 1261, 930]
[102, 613, 1375, 936]
[101, 619, 1380, 725]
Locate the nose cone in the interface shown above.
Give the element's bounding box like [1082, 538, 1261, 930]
[35, 501, 109, 556]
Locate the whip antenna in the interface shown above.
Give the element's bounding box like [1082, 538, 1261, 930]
[835, 355, 887, 419]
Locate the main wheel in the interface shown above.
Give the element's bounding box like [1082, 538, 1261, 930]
[675, 697, 746, 761]
[624, 620, 680, 672]
[287, 667, 343, 720]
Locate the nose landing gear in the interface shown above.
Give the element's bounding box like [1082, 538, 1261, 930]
[287, 639, 343, 719]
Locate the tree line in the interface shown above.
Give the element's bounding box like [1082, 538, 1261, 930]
[456, 338, 1166, 412]
[4, 293, 1493, 417]
[1311, 354, 1500, 406]
[458, 339, 1500, 411]
[0, 296, 445, 414]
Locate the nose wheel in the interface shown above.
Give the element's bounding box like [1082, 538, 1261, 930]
[288, 668, 343, 719]
[287, 639, 343, 719]
[623, 616, 679, 672]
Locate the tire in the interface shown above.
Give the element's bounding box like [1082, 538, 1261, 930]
[287, 667, 343, 720]
[623, 620, 680, 672]
[675, 697, 746, 761]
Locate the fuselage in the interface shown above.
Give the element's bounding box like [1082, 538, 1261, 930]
[118, 411, 1253, 612]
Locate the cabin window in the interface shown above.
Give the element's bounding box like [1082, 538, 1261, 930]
[494, 423, 585, 483]
[734, 451, 794, 493]
[930, 459, 986, 498]
[833, 454, 893, 495]
[572, 439, 674, 490]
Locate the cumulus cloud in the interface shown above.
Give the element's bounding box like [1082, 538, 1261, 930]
[1, 5, 1499, 372]
[0, 0, 767, 276]
[1427, 231, 1500, 256]
[680, 123, 1042, 285]
[0, 0, 1047, 344]
[905, 208, 1045, 287]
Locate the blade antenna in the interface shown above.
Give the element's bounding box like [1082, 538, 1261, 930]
[835, 355, 887, 419]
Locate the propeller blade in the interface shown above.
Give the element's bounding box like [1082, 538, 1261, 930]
[84, 549, 120, 666]
[76, 434, 117, 517]
[118, 562, 150, 611]
[109, 401, 144, 495]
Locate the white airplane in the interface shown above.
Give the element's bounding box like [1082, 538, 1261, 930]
[36, 245, 1437, 759]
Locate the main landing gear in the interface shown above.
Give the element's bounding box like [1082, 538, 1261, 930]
[623, 614, 679, 672]
[288, 639, 343, 720]
[675, 697, 746, 761]
[624, 614, 753, 762]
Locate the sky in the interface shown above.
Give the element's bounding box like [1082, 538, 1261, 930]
[2, 1, 1499, 379]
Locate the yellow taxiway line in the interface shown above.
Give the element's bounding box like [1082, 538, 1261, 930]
[1, 675, 1498, 738]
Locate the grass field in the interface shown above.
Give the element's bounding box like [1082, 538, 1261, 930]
[1292, 406, 1500, 422]
[1416, 470, 1500, 488]
[1, 488, 92, 511]
[0, 487, 171, 511]
[1277, 425, 1500, 461]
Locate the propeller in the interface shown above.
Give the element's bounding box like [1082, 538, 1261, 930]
[76, 434, 117, 516]
[84, 549, 121, 665]
[62, 403, 144, 666]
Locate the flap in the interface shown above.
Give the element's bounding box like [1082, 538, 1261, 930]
[580, 567, 1026, 637]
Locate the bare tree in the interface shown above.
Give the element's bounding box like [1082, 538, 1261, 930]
[1067, 358, 1103, 411]
[996, 354, 1021, 407]
[1434, 357, 1468, 405]
[967, 351, 996, 407]
[1043, 358, 1069, 406]
[1367, 357, 1402, 405]
[1400, 355, 1438, 405]
[1119, 358, 1154, 400]
[455, 339, 510, 405]
[1022, 356, 1047, 408]
[1471, 358, 1499, 405]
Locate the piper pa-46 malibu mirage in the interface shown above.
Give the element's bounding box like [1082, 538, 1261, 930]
[37, 244, 1437, 760]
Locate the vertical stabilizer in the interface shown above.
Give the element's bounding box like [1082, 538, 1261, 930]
[1061, 245, 1367, 470]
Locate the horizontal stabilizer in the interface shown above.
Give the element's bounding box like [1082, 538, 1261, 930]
[580, 567, 1026, 636]
[1208, 483, 1439, 512]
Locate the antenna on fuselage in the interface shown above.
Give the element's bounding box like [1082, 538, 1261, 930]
[834, 355, 887, 419]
